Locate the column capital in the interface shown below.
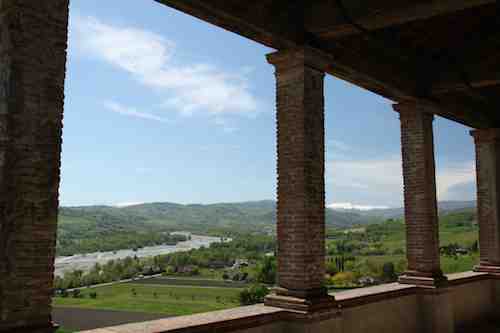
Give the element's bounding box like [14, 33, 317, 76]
[392, 102, 435, 121]
[266, 46, 332, 73]
[470, 128, 500, 143]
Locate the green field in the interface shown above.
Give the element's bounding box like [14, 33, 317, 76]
[132, 276, 249, 288]
[53, 283, 242, 316]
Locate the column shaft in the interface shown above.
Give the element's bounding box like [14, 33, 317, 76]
[394, 103, 446, 287]
[472, 129, 500, 273]
[0, 1, 68, 332]
[264, 48, 335, 312]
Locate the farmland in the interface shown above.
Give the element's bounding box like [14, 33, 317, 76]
[53, 282, 242, 316]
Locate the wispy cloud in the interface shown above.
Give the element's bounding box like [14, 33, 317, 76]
[329, 140, 351, 151]
[327, 156, 403, 192]
[327, 155, 475, 205]
[104, 101, 171, 123]
[73, 15, 260, 127]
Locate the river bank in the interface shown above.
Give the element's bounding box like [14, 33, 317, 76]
[55, 233, 226, 276]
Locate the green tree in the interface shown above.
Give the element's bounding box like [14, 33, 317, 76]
[256, 257, 276, 284]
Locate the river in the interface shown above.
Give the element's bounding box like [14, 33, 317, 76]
[54, 232, 227, 276]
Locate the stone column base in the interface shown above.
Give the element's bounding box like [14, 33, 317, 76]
[474, 263, 500, 274]
[265, 287, 337, 313]
[399, 273, 448, 288]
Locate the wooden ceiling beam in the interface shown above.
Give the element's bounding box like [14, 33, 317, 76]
[433, 78, 500, 95]
[154, 0, 303, 49]
[416, 98, 498, 129]
[432, 58, 500, 94]
[312, 0, 496, 39]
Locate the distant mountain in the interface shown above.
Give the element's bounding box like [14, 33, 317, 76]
[353, 200, 476, 219]
[59, 200, 380, 233]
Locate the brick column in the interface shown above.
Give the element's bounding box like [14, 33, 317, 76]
[471, 129, 500, 273]
[393, 103, 446, 287]
[0, 1, 68, 332]
[264, 47, 336, 313]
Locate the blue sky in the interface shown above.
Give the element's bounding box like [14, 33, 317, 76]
[60, 0, 476, 208]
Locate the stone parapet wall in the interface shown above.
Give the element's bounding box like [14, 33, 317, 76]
[79, 272, 500, 333]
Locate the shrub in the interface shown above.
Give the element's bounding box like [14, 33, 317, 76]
[162, 266, 175, 276]
[239, 284, 270, 305]
[392, 248, 405, 255]
[71, 289, 82, 298]
[325, 261, 339, 276]
[329, 271, 356, 287]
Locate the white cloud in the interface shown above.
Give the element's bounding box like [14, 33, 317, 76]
[72, 16, 260, 124]
[327, 156, 476, 206]
[436, 161, 476, 200]
[113, 202, 145, 208]
[327, 202, 390, 210]
[327, 156, 403, 192]
[329, 140, 351, 151]
[104, 101, 171, 123]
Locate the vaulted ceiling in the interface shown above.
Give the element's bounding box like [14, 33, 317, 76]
[156, 0, 500, 128]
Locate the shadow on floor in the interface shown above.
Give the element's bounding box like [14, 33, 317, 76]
[456, 319, 500, 333]
[53, 307, 171, 331]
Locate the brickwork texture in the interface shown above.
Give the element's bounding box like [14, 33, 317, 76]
[267, 49, 327, 297]
[394, 103, 443, 279]
[0, 1, 69, 331]
[471, 129, 500, 268]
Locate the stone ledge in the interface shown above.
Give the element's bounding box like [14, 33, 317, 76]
[446, 271, 490, 285]
[333, 283, 417, 308]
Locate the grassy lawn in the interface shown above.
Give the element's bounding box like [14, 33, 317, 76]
[53, 283, 242, 316]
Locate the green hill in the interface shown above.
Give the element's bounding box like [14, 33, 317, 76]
[56, 200, 475, 256]
[56, 201, 381, 256]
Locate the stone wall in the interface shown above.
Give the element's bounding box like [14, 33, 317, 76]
[0, 1, 69, 331]
[342, 294, 419, 333]
[450, 277, 496, 330]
